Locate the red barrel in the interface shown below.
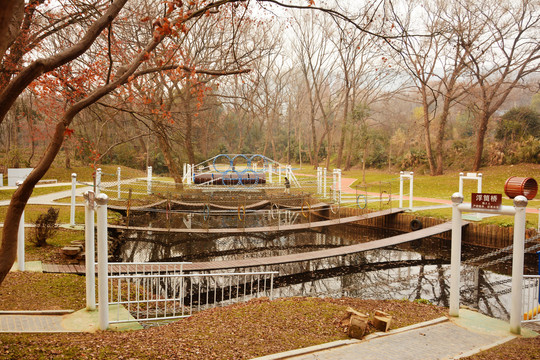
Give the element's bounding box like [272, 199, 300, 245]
[504, 177, 538, 200]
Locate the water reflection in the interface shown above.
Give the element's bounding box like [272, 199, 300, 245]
[110, 225, 537, 322]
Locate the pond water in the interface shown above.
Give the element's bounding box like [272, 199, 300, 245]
[110, 224, 539, 322]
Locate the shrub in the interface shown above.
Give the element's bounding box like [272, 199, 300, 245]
[32, 208, 60, 247]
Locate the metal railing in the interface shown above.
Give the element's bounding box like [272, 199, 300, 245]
[522, 275, 540, 323]
[107, 268, 278, 324]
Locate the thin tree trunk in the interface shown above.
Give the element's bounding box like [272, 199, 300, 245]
[336, 90, 349, 169]
[473, 112, 489, 171]
[435, 103, 451, 175]
[421, 89, 436, 175]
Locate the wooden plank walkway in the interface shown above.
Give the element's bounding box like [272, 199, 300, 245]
[108, 208, 404, 234]
[42, 220, 462, 274]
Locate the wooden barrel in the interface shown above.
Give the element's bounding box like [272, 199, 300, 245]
[504, 177, 538, 200]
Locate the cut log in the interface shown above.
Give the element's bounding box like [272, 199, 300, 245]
[372, 310, 392, 332]
[348, 313, 369, 339]
[340, 307, 367, 327]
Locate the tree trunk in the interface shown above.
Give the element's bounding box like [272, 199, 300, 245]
[421, 89, 436, 175]
[344, 125, 355, 170]
[0, 119, 65, 285]
[434, 101, 451, 175]
[336, 89, 349, 169]
[325, 131, 332, 170]
[156, 133, 183, 188]
[473, 112, 490, 171]
[183, 91, 195, 165]
[310, 107, 318, 168]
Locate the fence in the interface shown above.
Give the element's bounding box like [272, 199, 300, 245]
[106, 268, 277, 324]
[522, 275, 540, 324]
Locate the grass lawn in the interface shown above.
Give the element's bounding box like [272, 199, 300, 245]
[0, 185, 74, 201]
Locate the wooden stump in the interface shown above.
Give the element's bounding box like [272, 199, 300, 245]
[349, 313, 369, 339]
[340, 307, 369, 339]
[373, 310, 392, 332]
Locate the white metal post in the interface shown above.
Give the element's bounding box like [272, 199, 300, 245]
[477, 173, 483, 193]
[332, 169, 337, 202]
[449, 193, 464, 317]
[96, 193, 109, 330]
[185, 164, 191, 185]
[268, 164, 273, 184]
[147, 166, 152, 195]
[510, 196, 528, 334]
[95, 168, 102, 196]
[191, 164, 194, 184]
[323, 168, 327, 198]
[337, 169, 342, 204]
[84, 191, 96, 310]
[70, 173, 76, 227]
[0, 173, 3, 187]
[317, 167, 322, 194]
[16, 181, 24, 271]
[116, 167, 121, 200]
[399, 171, 404, 208]
[409, 172, 414, 210]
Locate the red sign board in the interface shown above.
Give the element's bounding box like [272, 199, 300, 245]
[471, 193, 502, 210]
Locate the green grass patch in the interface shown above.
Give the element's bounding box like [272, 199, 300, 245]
[43, 165, 146, 183]
[0, 185, 74, 201]
[342, 164, 540, 201]
[414, 209, 539, 228]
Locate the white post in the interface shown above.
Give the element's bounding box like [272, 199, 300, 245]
[268, 164, 273, 184]
[278, 166, 282, 183]
[16, 181, 24, 271]
[409, 172, 414, 210]
[147, 166, 152, 195]
[459, 172, 464, 195]
[510, 195, 528, 335]
[0, 173, 3, 187]
[84, 191, 96, 310]
[186, 164, 192, 185]
[95, 168, 102, 196]
[96, 193, 109, 330]
[70, 173, 76, 227]
[477, 173, 483, 193]
[116, 167, 121, 200]
[317, 167, 322, 195]
[399, 171, 404, 208]
[337, 169, 342, 204]
[449, 192, 463, 317]
[323, 168, 327, 198]
[332, 170, 337, 202]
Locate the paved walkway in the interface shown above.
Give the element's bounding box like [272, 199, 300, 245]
[254, 309, 538, 360]
[0, 306, 142, 333]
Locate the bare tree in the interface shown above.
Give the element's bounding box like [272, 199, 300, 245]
[458, 0, 540, 171]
